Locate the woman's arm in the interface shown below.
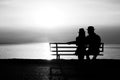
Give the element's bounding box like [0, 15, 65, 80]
[67, 41, 76, 44]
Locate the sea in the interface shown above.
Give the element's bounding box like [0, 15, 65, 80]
[0, 43, 120, 60]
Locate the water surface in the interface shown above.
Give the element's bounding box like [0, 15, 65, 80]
[0, 43, 120, 60]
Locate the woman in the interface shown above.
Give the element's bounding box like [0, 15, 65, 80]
[75, 28, 86, 61]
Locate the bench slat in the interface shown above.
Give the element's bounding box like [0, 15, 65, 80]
[52, 54, 75, 55]
[50, 43, 75, 44]
[50, 43, 104, 59]
[51, 47, 77, 48]
[51, 50, 103, 52]
[52, 53, 104, 56]
[52, 50, 76, 52]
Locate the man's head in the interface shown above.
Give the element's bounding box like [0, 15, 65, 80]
[87, 26, 95, 35]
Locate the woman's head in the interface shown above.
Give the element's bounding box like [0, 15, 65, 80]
[78, 28, 85, 36]
[79, 28, 85, 33]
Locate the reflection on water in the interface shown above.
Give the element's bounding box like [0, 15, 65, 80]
[0, 43, 120, 60]
[101, 44, 120, 59]
[0, 43, 54, 59]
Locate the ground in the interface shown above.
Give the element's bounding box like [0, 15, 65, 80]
[0, 59, 120, 80]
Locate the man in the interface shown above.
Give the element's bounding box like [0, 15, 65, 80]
[86, 26, 101, 60]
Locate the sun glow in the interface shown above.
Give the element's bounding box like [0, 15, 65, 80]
[29, 4, 66, 29]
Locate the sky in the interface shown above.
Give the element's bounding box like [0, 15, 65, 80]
[0, 0, 120, 44]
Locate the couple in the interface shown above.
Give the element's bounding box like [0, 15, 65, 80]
[74, 26, 101, 61]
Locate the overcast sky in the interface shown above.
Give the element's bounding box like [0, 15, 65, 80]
[0, 0, 120, 44]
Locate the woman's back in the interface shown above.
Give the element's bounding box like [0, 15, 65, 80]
[75, 28, 86, 54]
[75, 28, 86, 60]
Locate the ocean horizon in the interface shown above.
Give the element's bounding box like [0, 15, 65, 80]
[0, 43, 120, 60]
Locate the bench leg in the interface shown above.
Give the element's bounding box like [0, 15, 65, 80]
[78, 55, 84, 61]
[92, 55, 98, 60]
[86, 55, 90, 60]
[58, 55, 60, 59]
[57, 55, 60, 60]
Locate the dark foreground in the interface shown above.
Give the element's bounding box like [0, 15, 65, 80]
[0, 59, 120, 80]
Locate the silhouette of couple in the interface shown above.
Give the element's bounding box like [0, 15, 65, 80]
[69, 26, 101, 61]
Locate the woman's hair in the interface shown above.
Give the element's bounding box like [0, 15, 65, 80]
[78, 28, 85, 36]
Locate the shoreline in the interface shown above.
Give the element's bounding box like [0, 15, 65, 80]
[0, 58, 120, 65]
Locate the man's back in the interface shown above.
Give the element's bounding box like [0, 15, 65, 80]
[86, 33, 101, 53]
[86, 26, 101, 60]
[86, 26, 101, 55]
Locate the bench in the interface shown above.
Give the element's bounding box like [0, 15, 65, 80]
[49, 43, 104, 59]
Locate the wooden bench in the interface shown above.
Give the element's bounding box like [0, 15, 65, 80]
[49, 43, 104, 59]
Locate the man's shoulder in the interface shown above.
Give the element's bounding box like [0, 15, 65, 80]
[86, 33, 101, 38]
[94, 33, 101, 42]
[86, 35, 90, 39]
[95, 33, 101, 38]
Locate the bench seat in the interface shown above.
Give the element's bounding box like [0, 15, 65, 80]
[50, 43, 104, 59]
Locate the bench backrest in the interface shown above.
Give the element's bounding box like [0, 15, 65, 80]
[50, 43, 104, 53]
